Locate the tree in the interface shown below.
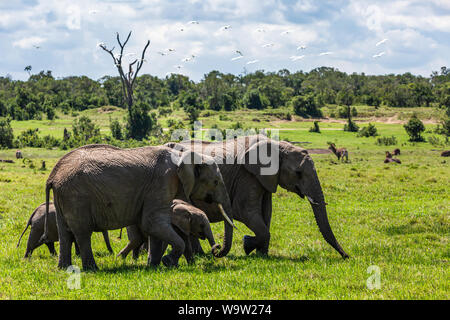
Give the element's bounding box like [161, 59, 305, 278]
[0, 117, 14, 148]
[404, 114, 425, 142]
[291, 94, 323, 118]
[72, 115, 101, 144]
[125, 101, 156, 140]
[181, 91, 201, 123]
[99, 31, 150, 108]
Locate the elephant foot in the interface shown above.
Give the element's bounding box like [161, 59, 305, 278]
[162, 255, 179, 268]
[243, 235, 257, 255]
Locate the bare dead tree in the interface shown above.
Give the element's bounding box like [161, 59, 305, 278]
[99, 31, 150, 108]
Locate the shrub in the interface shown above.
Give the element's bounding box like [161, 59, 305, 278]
[376, 136, 398, 146]
[404, 114, 425, 142]
[357, 123, 378, 137]
[158, 107, 172, 117]
[344, 118, 359, 132]
[309, 121, 321, 133]
[126, 102, 157, 140]
[0, 117, 14, 148]
[291, 94, 323, 118]
[351, 106, 358, 117]
[14, 128, 42, 148]
[72, 115, 102, 144]
[109, 118, 123, 140]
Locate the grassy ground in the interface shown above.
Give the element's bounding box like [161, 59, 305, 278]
[0, 108, 449, 299]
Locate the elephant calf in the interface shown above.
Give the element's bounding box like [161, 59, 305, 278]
[118, 199, 220, 264]
[17, 202, 114, 258]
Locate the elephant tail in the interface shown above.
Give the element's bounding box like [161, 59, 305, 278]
[39, 182, 52, 244]
[16, 209, 37, 248]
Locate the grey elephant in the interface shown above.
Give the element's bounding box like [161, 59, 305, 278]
[165, 134, 349, 259]
[17, 202, 113, 258]
[41, 144, 234, 271]
[117, 199, 221, 263]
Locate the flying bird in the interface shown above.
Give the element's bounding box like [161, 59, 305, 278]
[174, 65, 183, 69]
[33, 45, 41, 49]
[262, 43, 274, 48]
[231, 56, 244, 61]
[188, 21, 199, 24]
[373, 51, 385, 58]
[290, 55, 305, 61]
[297, 45, 307, 50]
[280, 30, 293, 35]
[166, 48, 176, 52]
[157, 51, 167, 56]
[125, 53, 136, 57]
[256, 28, 265, 33]
[376, 39, 388, 46]
[220, 25, 232, 31]
[89, 10, 98, 15]
[247, 60, 259, 65]
[319, 52, 333, 56]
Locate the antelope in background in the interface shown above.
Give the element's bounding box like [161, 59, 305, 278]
[328, 143, 348, 162]
[384, 151, 401, 164]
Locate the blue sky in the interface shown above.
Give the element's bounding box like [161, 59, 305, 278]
[1, 0, 449, 81]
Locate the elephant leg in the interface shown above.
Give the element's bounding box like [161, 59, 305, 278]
[190, 236, 205, 255]
[102, 231, 114, 254]
[141, 208, 185, 268]
[55, 211, 74, 269]
[46, 242, 57, 256]
[117, 225, 145, 259]
[242, 214, 271, 256]
[183, 236, 194, 264]
[148, 235, 164, 267]
[74, 232, 97, 271]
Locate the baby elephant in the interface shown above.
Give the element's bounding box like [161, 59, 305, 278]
[17, 202, 114, 258]
[118, 199, 221, 265]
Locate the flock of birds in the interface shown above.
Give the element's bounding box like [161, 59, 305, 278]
[29, 10, 390, 77]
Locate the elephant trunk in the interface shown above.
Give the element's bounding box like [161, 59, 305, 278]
[204, 223, 221, 257]
[310, 200, 349, 259]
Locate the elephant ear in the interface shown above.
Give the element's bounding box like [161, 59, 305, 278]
[171, 204, 191, 236]
[176, 151, 202, 202]
[241, 140, 279, 193]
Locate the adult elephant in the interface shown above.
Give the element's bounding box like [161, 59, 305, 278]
[165, 134, 349, 259]
[41, 144, 234, 270]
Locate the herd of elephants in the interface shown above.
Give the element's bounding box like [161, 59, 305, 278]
[17, 134, 349, 271]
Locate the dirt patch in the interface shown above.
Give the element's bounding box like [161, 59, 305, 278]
[98, 106, 119, 114]
[306, 149, 331, 154]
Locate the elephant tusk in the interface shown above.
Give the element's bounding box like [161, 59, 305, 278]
[306, 196, 319, 205]
[218, 203, 238, 230]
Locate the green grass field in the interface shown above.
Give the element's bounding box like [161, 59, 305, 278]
[0, 107, 449, 299]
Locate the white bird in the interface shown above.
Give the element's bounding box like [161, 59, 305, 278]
[256, 28, 265, 33]
[96, 42, 105, 48]
[247, 60, 259, 65]
[182, 57, 192, 62]
[319, 52, 333, 56]
[33, 45, 41, 49]
[376, 39, 388, 46]
[166, 48, 176, 52]
[174, 65, 183, 69]
[125, 53, 136, 57]
[231, 56, 244, 61]
[188, 21, 199, 24]
[262, 43, 274, 48]
[89, 10, 98, 15]
[290, 55, 305, 61]
[297, 45, 307, 50]
[220, 25, 232, 31]
[373, 51, 385, 58]
[280, 30, 292, 35]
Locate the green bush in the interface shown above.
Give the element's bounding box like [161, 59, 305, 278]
[376, 136, 398, 146]
[0, 117, 14, 148]
[344, 118, 359, 132]
[291, 94, 323, 118]
[109, 118, 123, 140]
[309, 121, 321, 133]
[357, 123, 378, 137]
[404, 114, 425, 142]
